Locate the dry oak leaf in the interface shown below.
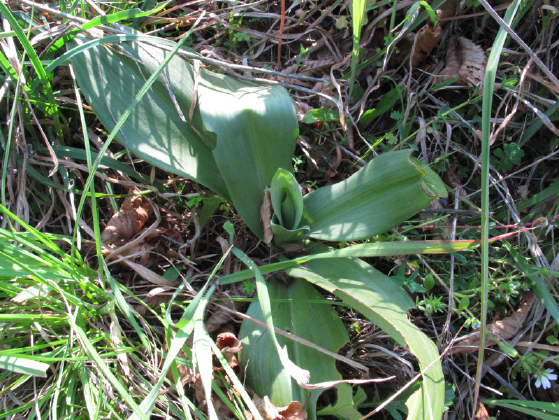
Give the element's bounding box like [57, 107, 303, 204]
[436, 37, 487, 89]
[253, 395, 307, 420]
[411, 1, 459, 68]
[450, 291, 537, 354]
[101, 194, 153, 245]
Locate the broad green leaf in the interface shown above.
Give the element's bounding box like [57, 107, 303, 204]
[233, 249, 310, 386]
[69, 31, 228, 198]
[301, 150, 447, 241]
[286, 250, 444, 420]
[0, 355, 50, 377]
[270, 169, 303, 230]
[239, 277, 349, 420]
[198, 72, 298, 239]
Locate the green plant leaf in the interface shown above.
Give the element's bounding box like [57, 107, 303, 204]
[302, 108, 340, 124]
[316, 384, 363, 420]
[349, 0, 366, 96]
[233, 249, 310, 387]
[504, 241, 559, 323]
[359, 86, 403, 128]
[270, 223, 310, 248]
[286, 248, 445, 420]
[239, 277, 349, 420]
[270, 169, 304, 230]
[69, 31, 228, 198]
[301, 150, 447, 241]
[0, 355, 50, 377]
[484, 399, 559, 420]
[198, 72, 298, 239]
[219, 239, 479, 286]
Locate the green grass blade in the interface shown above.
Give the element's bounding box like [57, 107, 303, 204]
[349, 0, 365, 97]
[485, 399, 559, 419]
[69, 311, 148, 420]
[0, 355, 50, 377]
[0, 2, 62, 136]
[219, 239, 478, 285]
[206, 336, 264, 420]
[475, 0, 522, 408]
[52, 4, 169, 50]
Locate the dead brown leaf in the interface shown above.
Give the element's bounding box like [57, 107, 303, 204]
[135, 287, 173, 315]
[411, 14, 443, 69]
[206, 302, 236, 335]
[450, 291, 537, 354]
[445, 163, 468, 200]
[411, 1, 459, 68]
[261, 189, 273, 247]
[436, 37, 487, 89]
[101, 193, 153, 245]
[475, 401, 490, 420]
[253, 395, 307, 420]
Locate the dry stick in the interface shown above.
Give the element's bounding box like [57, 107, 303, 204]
[477, 0, 559, 88]
[277, 0, 285, 70]
[438, 187, 460, 349]
[470, 355, 527, 400]
[447, 359, 503, 396]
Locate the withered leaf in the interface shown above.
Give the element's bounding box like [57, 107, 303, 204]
[101, 193, 153, 245]
[436, 37, 487, 89]
[411, 1, 459, 68]
[450, 291, 536, 354]
[475, 402, 490, 420]
[253, 395, 307, 420]
[261, 189, 273, 247]
[411, 15, 443, 69]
